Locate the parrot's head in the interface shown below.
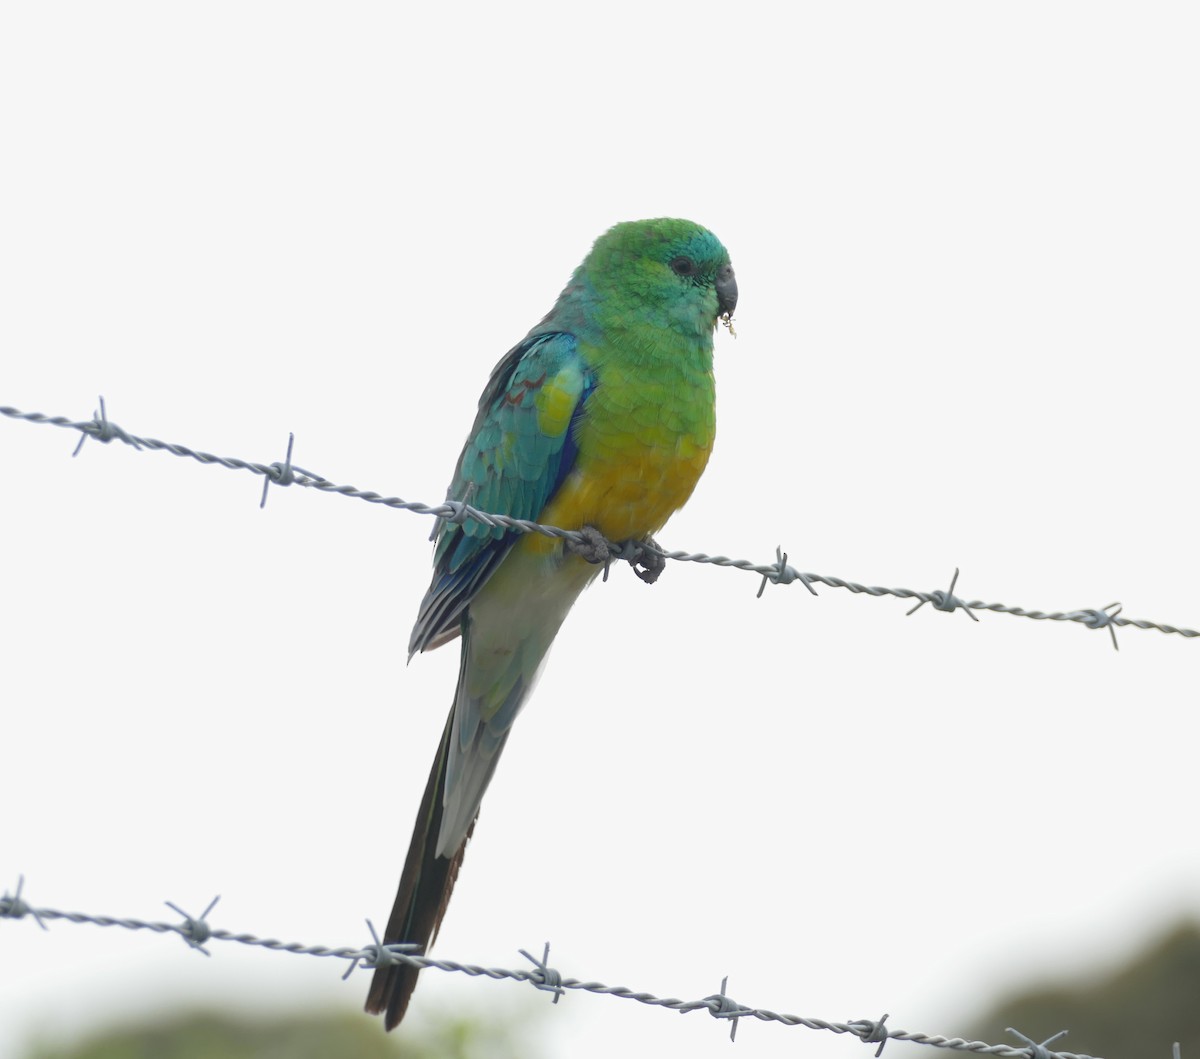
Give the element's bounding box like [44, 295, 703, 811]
[582, 218, 736, 338]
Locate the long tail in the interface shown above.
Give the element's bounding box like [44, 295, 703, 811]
[367, 548, 585, 1028]
[364, 708, 475, 1030]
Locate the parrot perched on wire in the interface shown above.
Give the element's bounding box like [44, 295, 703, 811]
[365, 218, 737, 1029]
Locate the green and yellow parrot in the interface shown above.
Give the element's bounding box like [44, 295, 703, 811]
[366, 218, 737, 1028]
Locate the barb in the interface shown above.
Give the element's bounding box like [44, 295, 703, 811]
[852, 1012, 892, 1056]
[1, 878, 1114, 1059]
[519, 942, 565, 1004]
[1008, 1027, 1070, 1059]
[2, 400, 1195, 642]
[259, 432, 322, 509]
[907, 568, 979, 623]
[678, 975, 754, 1041]
[343, 920, 419, 981]
[0, 875, 47, 930]
[165, 896, 221, 955]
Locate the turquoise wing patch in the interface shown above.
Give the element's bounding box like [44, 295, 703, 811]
[409, 332, 592, 656]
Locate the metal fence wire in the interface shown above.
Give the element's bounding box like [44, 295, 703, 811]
[2, 875, 1169, 1059]
[1, 399, 1194, 1058]
[1, 400, 1195, 647]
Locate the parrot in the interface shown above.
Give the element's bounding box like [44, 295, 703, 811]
[365, 217, 737, 1029]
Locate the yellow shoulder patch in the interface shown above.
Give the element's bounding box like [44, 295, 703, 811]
[535, 366, 583, 438]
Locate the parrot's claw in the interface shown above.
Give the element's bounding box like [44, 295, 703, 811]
[630, 536, 665, 585]
[568, 527, 666, 585]
[568, 525, 614, 567]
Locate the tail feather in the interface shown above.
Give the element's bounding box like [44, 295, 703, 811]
[368, 551, 576, 1029]
[364, 711, 476, 1030]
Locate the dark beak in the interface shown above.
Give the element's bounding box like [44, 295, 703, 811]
[716, 264, 737, 316]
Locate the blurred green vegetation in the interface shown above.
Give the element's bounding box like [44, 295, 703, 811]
[967, 921, 1200, 1059]
[21, 1005, 541, 1059]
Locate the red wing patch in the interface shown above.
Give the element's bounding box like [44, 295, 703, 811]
[503, 371, 547, 406]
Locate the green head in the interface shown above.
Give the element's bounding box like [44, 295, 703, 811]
[575, 218, 737, 339]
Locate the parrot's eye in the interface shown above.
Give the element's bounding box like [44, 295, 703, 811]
[669, 256, 697, 277]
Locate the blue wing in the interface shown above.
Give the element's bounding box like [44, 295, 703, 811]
[409, 331, 593, 657]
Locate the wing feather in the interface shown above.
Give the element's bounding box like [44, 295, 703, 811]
[408, 332, 592, 657]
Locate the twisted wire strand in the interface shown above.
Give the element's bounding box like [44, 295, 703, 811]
[0, 882, 1104, 1059]
[1, 401, 1194, 642]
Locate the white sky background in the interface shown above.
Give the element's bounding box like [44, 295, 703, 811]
[1, 3, 1197, 1058]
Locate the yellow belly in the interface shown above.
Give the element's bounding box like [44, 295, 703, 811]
[520, 344, 717, 558]
[526, 430, 712, 555]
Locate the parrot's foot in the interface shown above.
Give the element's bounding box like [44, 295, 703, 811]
[569, 527, 666, 585]
[629, 535, 666, 585]
[569, 525, 614, 567]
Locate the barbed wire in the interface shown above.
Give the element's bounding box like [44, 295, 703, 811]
[1, 399, 1195, 647]
[1, 404, 1190, 1059]
[1, 875, 1147, 1059]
